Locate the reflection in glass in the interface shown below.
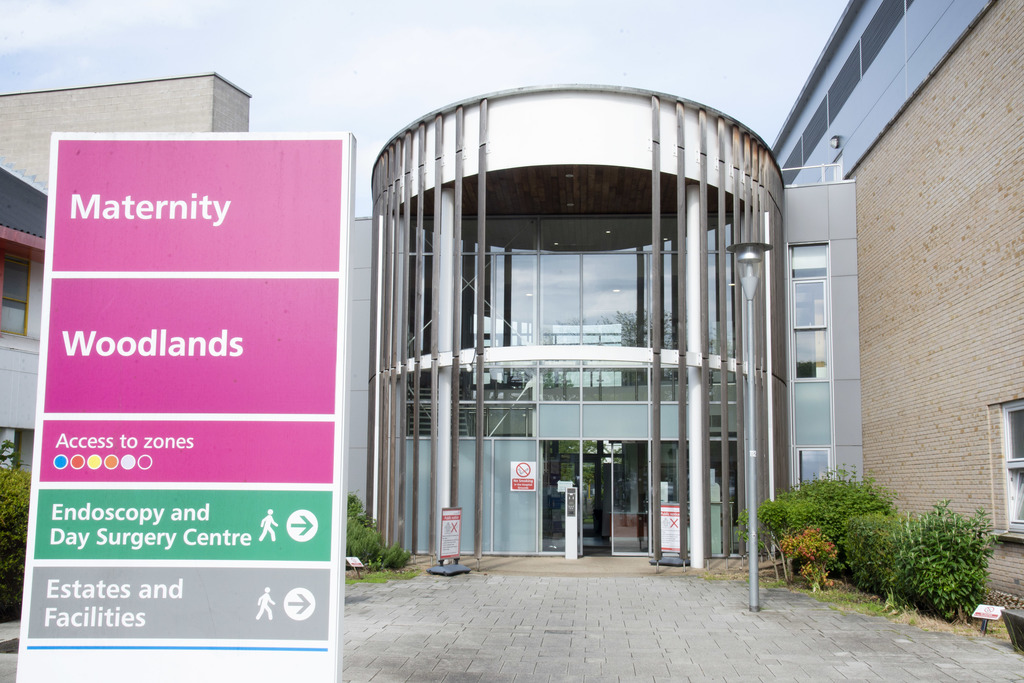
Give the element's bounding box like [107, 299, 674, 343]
[792, 245, 827, 278]
[480, 367, 536, 402]
[795, 330, 828, 378]
[799, 449, 829, 481]
[486, 218, 538, 252]
[485, 253, 536, 347]
[541, 254, 580, 344]
[794, 383, 831, 444]
[485, 406, 535, 437]
[1012, 472, 1024, 523]
[541, 369, 581, 401]
[581, 368, 648, 402]
[661, 253, 678, 350]
[611, 441, 649, 554]
[1009, 409, 1024, 458]
[582, 253, 648, 347]
[794, 281, 826, 327]
[541, 440, 579, 553]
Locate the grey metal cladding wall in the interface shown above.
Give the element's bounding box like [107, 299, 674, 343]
[0, 168, 46, 237]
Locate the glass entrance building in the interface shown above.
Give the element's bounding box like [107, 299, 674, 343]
[368, 86, 786, 567]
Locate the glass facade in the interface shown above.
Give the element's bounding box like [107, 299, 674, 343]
[370, 87, 783, 563]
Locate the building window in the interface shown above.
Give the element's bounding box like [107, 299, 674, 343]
[1005, 401, 1024, 533]
[790, 245, 831, 484]
[798, 448, 829, 482]
[2, 255, 30, 335]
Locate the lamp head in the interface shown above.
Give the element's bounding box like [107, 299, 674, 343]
[728, 241, 772, 300]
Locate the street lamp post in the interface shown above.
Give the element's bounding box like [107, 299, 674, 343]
[727, 241, 771, 613]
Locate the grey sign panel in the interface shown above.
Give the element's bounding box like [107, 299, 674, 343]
[28, 566, 329, 641]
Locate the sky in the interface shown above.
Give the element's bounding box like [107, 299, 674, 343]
[1, 0, 849, 216]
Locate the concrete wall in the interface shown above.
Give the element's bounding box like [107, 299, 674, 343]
[854, 0, 1024, 596]
[347, 217, 372, 505]
[0, 73, 250, 473]
[0, 74, 249, 187]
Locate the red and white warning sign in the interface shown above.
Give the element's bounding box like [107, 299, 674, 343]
[660, 503, 681, 553]
[972, 604, 1004, 621]
[511, 461, 536, 491]
[439, 508, 462, 560]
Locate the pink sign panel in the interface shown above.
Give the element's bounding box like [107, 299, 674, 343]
[44, 277, 339, 414]
[38, 419, 335, 484]
[51, 139, 344, 273]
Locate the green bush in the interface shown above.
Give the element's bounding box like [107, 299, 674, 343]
[347, 492, 374, 529]
[757, 469, 895, 570]
[891, 501, 994, 621]
[344, 494, 410, 571]
[379, 542, 412, 570]
[0, 465, 31, 618]
[845, 513, 900, 596]
[346, 517, 385, 563]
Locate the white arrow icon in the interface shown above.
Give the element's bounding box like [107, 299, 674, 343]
[286, 509, 319, 542]
[283, 587, 316, 621]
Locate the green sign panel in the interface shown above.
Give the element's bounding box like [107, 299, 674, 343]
[35, 489, 331, 561]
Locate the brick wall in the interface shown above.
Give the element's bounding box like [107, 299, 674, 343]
[0, 74, 250, 187]
[855, 0, 1024, 596]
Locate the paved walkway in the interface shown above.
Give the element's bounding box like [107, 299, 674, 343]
[343, 556, 1023, 682]
[3, 556, 1022, 681]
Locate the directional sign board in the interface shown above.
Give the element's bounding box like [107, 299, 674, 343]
[19, 134, 354, 682]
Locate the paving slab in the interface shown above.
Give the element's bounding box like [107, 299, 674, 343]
[341, 559, 1022, 682]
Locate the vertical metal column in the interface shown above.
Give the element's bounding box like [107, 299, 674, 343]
[429, 120, 443, 562]
[396, 133, 412, 546]
[650, 95, 663, 562]
[698, 109, 712, 561]
[451, 107, 464, 511]
[686, 180, 703, 568]
[675, 102, 689, 559]
[744, 271, 759, 611]
[475, 100, 488, 561]
[379, 146, 397, 541]
[436, 187, 455, 552]
[732, 126, 746, 542]
[717, 118, 731, 557]
[410, 124, 426, 553]
[366, 177, 383, 520]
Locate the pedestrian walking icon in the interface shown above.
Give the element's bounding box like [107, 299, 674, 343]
[259, 509, 278, 542]
[256, 586, 275, 621]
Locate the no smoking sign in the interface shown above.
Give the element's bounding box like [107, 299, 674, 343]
[511, 461, 536, 492]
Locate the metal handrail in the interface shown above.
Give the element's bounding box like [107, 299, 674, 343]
[782, 163, 844, 184]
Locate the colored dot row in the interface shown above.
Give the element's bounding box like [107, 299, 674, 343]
[53, 454, 154, 471]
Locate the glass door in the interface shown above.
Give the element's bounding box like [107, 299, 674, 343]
[540, 440, 580, 553]
[610, 441, 649, 555]
[581, 441, 610, 554]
